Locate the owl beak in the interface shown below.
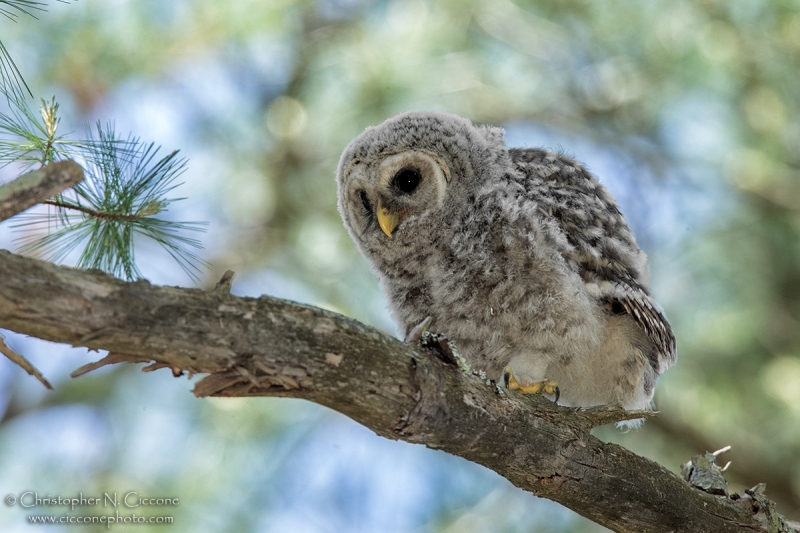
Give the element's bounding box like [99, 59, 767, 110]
[376, 200, 400, 238]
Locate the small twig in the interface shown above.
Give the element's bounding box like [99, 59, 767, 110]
[70, 352, 152, 378]
[0, 160, 83, 221]
[713, 445, 732, 456]
[0, 333, 52, 389]
[574, 404, 658, 428]
[404, 316, 432, 344]
[142, 361, 184, 377]
[41, 200, 143, 221]
[213, 270, 235, 293]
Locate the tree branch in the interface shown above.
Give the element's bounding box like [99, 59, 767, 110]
[0, 160, 84, 222]
[651, 410, 800, 517]
[0, 249, 794, 533]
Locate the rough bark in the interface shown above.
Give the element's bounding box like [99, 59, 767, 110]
[0, 161, 84, 221]
[0, 249, 794, 533]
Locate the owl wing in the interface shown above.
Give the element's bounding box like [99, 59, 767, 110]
[508, 148, 676, 373]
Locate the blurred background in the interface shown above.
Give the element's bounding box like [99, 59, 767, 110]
[0, 0, 799, 531]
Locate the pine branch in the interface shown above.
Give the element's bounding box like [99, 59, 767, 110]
[0, 94, 209, 281]
[0, 249, 795, 533]
[0, 93, 83, 166]
[14, 133, 209, 281]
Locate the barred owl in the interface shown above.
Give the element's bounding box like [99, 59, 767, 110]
[336, 112, 675, 414]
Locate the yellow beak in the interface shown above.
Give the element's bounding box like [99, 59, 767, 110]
[376, 200, 400, 238]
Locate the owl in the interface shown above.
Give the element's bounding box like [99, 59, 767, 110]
[336, 111, 676, 413]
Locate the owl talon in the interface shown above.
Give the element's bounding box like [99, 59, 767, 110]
[503, 367, 560, 402]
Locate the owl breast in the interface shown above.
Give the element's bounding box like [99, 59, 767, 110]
[380, 180, 605, 387]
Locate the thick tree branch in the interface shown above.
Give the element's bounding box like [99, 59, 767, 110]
[0, 161, 84, 221]
[0, 161, 83, 388]
[0, 249, 794, 533]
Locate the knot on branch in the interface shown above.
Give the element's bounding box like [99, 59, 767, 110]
[681, 445, 731, 496]
[682, 447, 799, 532]
[728, 483, 800, 533]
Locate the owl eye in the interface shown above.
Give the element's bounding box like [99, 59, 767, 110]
[392, 168, 421, 194]
[358, 189, 372, 215]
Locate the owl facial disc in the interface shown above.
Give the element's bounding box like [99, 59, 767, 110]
[338, 147, 450, 243]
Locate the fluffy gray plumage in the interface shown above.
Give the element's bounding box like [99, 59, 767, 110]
[336, 111, 676, 412]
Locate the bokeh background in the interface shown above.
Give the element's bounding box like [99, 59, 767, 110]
[1, 1, 799, 531]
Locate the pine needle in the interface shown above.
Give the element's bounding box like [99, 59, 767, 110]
[13, 124, 209, 281]
[0, 90, 84, 166]
[0, 1, 74, 99]
[0, 93, 209, 282]
[0, 1, 47, 21]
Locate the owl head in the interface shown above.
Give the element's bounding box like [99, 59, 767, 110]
[336, 112, 506, 258]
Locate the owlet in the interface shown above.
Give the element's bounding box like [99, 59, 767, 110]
[336, 112, 676, 413]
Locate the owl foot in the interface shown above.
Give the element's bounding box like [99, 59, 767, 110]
[503, 367, 560, 402]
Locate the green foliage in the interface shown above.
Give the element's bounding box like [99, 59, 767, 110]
[1, 90, 207, 281]
[0, 1, 207, 282]
[0, 93, 77, 166]
[18, 137, 207, 281]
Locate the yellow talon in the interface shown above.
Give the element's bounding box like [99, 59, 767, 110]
[503, 366, 560, 402]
